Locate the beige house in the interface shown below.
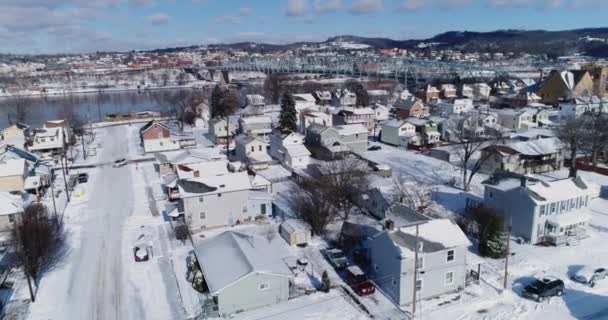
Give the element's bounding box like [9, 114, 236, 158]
[0, 159, 28, 193]
[538, 70, 595, 104]
[1, 123, 29, 143]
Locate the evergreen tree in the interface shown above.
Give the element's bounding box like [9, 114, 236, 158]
[479, 212, 507, 258]
[345, 80, 369, 107]
[321, 270, 331, 293]
[279, 93, 298, 132]
[210, 85, 223, 119]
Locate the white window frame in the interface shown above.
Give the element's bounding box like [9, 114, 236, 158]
[259, 283, 269, 290]
[415, 278, 423, 292]
[445, 271, 454, 285]
[416, 256, 424, 269]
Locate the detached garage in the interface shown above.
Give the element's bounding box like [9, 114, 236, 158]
[280, 219, 312, 246]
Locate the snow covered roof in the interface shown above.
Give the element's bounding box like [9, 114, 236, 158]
[281, 219, 311, 234]
[194, 230, 292, 294]
[335, 124, 368, 136]
[246, 94, 265, 106]
[250, 174, 271, 188]
[178, 171, 251, 197]
[526, 176, 592, 203]
[284, 144, 311, 158]
[405, 117, 429, 127]
[382, 120, 409, 128]
[0, 192, 22, 216]
[292, 93, 316, 102]
[0, 158, 26, 177]
[314, 91, 332, 100]
[176, 160, 229, 180]
[547, 210, 591, 227]
[235, 134, 265, 146]
[367, 89, 388, 96]
[335, 107, 374, 115]
[504, 137, 563, 156]
[155, 149, 224, 165]
[389, 219, 471, 257]
[240, 116, 272, 125]
[23, 176, 41, 190]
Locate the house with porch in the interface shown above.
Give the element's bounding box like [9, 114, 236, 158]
[29, 127, 64, 154]
[368, 218, 471, 306]
[139, 120, 180, 153]
[483, 174, 595, 245]
[208, 117, 238, 145]
[380, 120, 418, 148]
[479, 137, 563, 174]
[234, 134, 272, 170]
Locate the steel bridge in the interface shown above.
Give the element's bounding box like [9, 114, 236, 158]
[202, 56, 525, 90]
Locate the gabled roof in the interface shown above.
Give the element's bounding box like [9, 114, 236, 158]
[526, 176, 591, 203]
[178, 171, 251, 197]
[292, 93, 316, 102]
[0, 159, 26, 177]
[139, 120, 169, 135]
[386, 219, 471, 258]
[194, 230, 292, 294]
[496, 137, 562, 156]
[335, 124, 368, 136]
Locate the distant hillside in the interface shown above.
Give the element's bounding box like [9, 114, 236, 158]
[205, 28, 608, 58]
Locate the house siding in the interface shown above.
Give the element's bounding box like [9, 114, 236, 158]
[0, 175, 26, 193]
[183, 189, 250, 230]
[216, 273, 290, 316]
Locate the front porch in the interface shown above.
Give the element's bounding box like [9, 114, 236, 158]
[542, 212, 591, 246]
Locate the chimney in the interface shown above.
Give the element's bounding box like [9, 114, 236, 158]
[385, 219, 395, 231]
[193, 170, 200, 178]
[520, 176, 527, 188]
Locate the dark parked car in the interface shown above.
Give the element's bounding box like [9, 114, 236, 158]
[522, 277, 564, 302]
[367, 145, 382, 151]
[346, 265, 375, 296]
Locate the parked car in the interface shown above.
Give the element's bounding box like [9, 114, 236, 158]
[367, 145, 382, 151]
[522, 276, 564, 302]
[113, 158, 127, 167]
[133, 245, 150, 262]
[346, 265, 375, 296]
[572, 267, 607, 287]
[77, 173, 89, 184]
[322, 248, 350, 270]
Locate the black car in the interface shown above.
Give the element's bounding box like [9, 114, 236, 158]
[367, 145, 382, 151]
[78, 173, 89, 184]
[522, 277, 564, 302]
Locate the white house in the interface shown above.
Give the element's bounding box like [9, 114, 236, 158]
[495, 108, 535, 130]
[292, 94, 318, 113]
[371, 103, 390, 122]
[333, 89, 357, 107]
[335, 124, 369, 154]
[1, 123, 29, 146]
[139, 120, 180, 153]
[0, 192, 23, 231]
[472, 83, 492, 100]
[438, 99, 474, 115]
[234, 134, 272, 169]
[208, 117, 238, 145]
[460, 85, 474, 99]
[29, 127, 64, 154]
[280, 219, 312, 246]
[300, 110, 332, 134]
[269, 130, 311, 169]
[193, 230, 293, 316]
[178, 171, 272, 230]
[380, 120, 417, 147]
[239, 116, 273, 138]
[369, 219, 471, 306]
[484, 175, 595, 245]
[559, 96, 608, 119]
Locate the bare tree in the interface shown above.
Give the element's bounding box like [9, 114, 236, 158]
[301, 81, 324, 94]
[291, 178, 337, 235]
[7, 94, 32, 125]
[558, 116, 585, 177]
[445, 113, 499, 191]
[160, 71, 170, 87]
[318, 159, 370, 221]
[389, 174, 432, 212]
[263, 73, 287, 104]
[579, 111, 608, 168]
[13, 203, 64, 302]
[344, 79, 369, 107]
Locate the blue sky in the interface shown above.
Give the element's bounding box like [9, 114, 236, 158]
[0, 0, 606, 54]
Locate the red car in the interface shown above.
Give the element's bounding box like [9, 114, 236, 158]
[346, 266, 375, 296]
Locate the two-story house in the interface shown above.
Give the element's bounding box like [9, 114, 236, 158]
[440, 84, 457, 98]
[472, 83, 492, 100]
[394, 97, 430, 120]
[238, 116, 273, 139]
[380, 120, 418, 147]
[335, 124, 369, 154]
[29, 127, 64, 154]
[438, 99, 474, 115]
[1, 123, 30, 146]
[313, 91, 333, 106]
[459, 85, 474, 99]
[234, 134, 272, 170]
[406, 118, 441, 147]
[333, 89, 357, 107]
[368, 218, 471, 306]
[269, 130, 311, 169]
[305, 124, 367, 159]
[208, 117, 238, 145]
[332, 107, 375, 132]
[139, 120, 180, 153]
[0, 159, 28, 193]
[416, 85, 440, 103]
[178, 171, 272, 230]
[480, 137, 563, 174]
[559, 96, 608, 120]
[495, 108, 535, 130]
[484, 175, 595, 245]
[299, 109, 332, 134]
[0, 192, 23, 232]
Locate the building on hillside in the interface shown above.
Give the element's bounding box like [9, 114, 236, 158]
[1, 123, 30, 145]
[178, 171, 272, 230]
[416, 85, 440, 103]
[29, 127, 64, 154]
[193, 230, 293, 316]
[313, 91, 333, 106]
[472, 83, 492, 100]
[394, 97, 429, 119]
[234, 134, 272, 170]
[139, 120, 180, 153]
[483, 174, 594, 245]
[537, 70, 595, 104]
[479, 137, 563, 174]
[440, 84, 457, 98]
[332, 89, 357, 107]
[299, 109, 332, 134]
[368, 218, 471, 306]
[238, 116, 272, 138]
[559, 96, 608, 119]
[269, 130, 311, 169]
[581, 64, 608, 97]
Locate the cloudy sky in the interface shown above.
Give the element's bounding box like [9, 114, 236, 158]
[0, 0, 606, 54]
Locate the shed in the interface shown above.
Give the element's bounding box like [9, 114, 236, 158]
[280, 219, 311, 246]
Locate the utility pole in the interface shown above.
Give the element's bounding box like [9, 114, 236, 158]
[412, 223, 420, 318]
[503, 217, 512, 290]
[61, 154, 70, 203]
[81, 134, 86, 160]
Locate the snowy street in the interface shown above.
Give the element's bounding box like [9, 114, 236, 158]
[27, 125, 180, 320]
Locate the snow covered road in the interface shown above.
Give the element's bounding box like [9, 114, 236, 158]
[28, 126, 146, 320]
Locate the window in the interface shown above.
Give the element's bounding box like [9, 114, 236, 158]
[199, 197, 204, 203]
[250, 146, 254, 152]
[218, 193, 222, 197]
[199, 212, 206, 219]
[560, 201, 566, 212]
[261, 203, 267, 215]
[8, 214, 14, 223]
[392, 279, 397, 286]
[242, 205, 248, 213]
[447, 250, 455, 262]
[416, 256, 424, 269]
[539, 205, 546, 216]
[550, 203, 557, 214]
[415, 279, 423, 291]
[355, 133, 359, 139]
[445, 272, 454, 285]
[259, 284, 269, 290]
[488, 192, 493, 199]
[259, 145, 262, 151]
[159, 142, 163, 146]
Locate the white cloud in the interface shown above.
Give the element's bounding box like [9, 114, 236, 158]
[349, 0, 384, 14]
[313, 0, 342, 14]
[210, 15, 242, 25]
[286, 0, 309, 17]
[145, 13, 171, 25]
